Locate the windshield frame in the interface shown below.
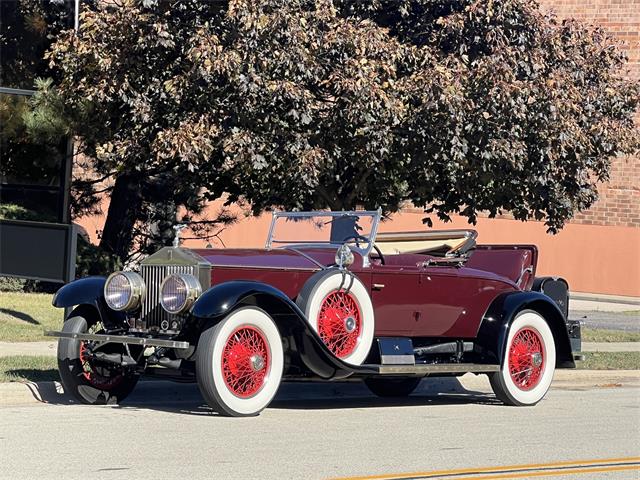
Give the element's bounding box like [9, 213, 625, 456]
[265, 209, 382, 263]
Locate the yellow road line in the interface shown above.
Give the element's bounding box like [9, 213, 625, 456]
[329, 456, 640, 480]
[454, 464, 640, 480]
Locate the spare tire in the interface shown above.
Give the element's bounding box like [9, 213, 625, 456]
[296, 269, 374, 365]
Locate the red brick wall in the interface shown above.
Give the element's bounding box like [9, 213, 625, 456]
[539, 0, 640, 228]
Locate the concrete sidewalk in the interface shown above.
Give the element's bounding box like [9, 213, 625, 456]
[582, 342, 640, 352]
[0, 341, 56, 357]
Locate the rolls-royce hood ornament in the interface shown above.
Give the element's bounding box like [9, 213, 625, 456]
[172, 224, 187, 248]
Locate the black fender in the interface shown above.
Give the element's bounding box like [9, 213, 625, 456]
[52, 277, 125, 327]
[475, 291, 575, 369]
[190, 280, 356, 379]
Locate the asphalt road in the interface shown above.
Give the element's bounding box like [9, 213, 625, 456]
[1, 375, 638, 480]
[570, 310, 639, 332]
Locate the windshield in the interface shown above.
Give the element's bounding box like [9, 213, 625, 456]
[265, 210, 381, 255]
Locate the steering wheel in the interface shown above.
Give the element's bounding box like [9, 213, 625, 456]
[342, 235, 385, 265]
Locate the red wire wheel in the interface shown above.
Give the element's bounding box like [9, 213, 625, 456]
[508, 327, 545, 391]
[317, 290, 362, 358]
[222, 326, 271, 398]
[78, 342, 123, 390]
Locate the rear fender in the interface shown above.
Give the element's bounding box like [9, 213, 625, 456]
[52, 277, 125, 328]
[476, 291, 575, 368]
[190, 281, 352, 379]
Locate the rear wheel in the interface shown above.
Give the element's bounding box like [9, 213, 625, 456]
[57, 314, 139, 405]
[196, 307, 284, 417]
[490, 310, 556, 406]
[364, 377, 422, 397]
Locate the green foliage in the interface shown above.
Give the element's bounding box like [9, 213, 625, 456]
[0, 203, 42, 221]
[0, 277, 27, 293]
[0, 0, 76, 89]
[75, 236, 121, 277]
[30, 0, 639, 267]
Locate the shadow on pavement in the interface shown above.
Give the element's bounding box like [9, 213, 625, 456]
[5, 369, 59, 383]
[28, 376, 500, 415]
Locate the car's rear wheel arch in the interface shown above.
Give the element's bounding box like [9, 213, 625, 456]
[477, 292, 574, 369]
[518, 300, 574, 369]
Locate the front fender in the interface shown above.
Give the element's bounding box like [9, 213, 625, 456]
[52, 276, 124, 327]
[475, 291, 575, 368]
[190, 281, 354, 379]
[52, 276, 106, 308]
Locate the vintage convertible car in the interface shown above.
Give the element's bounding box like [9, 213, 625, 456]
[47, 210, 581, 416]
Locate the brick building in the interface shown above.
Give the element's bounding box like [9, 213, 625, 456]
[539, 0, 640, 231]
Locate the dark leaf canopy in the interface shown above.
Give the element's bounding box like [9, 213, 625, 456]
[30, 0, 639, 237]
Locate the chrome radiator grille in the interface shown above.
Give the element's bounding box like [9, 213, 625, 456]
[139, 264, 198, 332]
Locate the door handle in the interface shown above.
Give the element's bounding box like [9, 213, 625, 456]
[372, 283, 385, 290]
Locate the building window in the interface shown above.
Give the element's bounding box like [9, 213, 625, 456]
[0, 0, 76, 223]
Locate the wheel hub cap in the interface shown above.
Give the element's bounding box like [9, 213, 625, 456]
[344, 316, 356, 333]
[531, 352, 543, 367]
[250, 354, 265, 372]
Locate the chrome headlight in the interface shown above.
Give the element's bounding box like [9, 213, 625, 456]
[160, 273, 202, 314]
[104, 271, 145, 312]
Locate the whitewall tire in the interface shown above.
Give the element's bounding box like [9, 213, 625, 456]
[196, 307, 284, 417]
[490, 310, 556, 406]
[296, 270, 374, 365]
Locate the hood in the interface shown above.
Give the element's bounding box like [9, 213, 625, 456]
[190, 247, 340, 270]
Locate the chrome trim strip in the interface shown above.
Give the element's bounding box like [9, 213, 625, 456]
[205, 264, 322, 272]
[365, 363, 500, 375]
[44, 331, 190, 349]
[380, 354, 416, 365]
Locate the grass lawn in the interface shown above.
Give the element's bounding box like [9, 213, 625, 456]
[582, 328, 640, 343]
[577, 352, 640, 370]
[0, 292, 63, 342]
[0, 356, 58, 383]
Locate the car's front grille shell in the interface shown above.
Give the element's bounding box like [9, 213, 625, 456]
[138, 264, 199, 333]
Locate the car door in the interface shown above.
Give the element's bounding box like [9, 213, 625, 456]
[417, 264, 515, 338]
[369, 263, 422, 336]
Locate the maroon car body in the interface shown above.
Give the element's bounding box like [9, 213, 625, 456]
[49, 210, 579, 416]
[193, 244, 535, 339]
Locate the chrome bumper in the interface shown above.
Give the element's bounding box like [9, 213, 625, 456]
[44, 331, 190, 349]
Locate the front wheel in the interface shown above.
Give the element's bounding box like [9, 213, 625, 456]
[490, 310, 556, 406]
[196, 307, 284, 417]
[57, 314, 139, 405]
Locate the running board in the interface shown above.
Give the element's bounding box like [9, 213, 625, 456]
[44, 331, 190, 349]
[356, 363, 500, 376]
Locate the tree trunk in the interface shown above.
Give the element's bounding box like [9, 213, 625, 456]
[99, 174, 143, 263]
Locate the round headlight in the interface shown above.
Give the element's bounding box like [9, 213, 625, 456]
[160, 273, 202, 314]
[104, 271, 145, 311]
